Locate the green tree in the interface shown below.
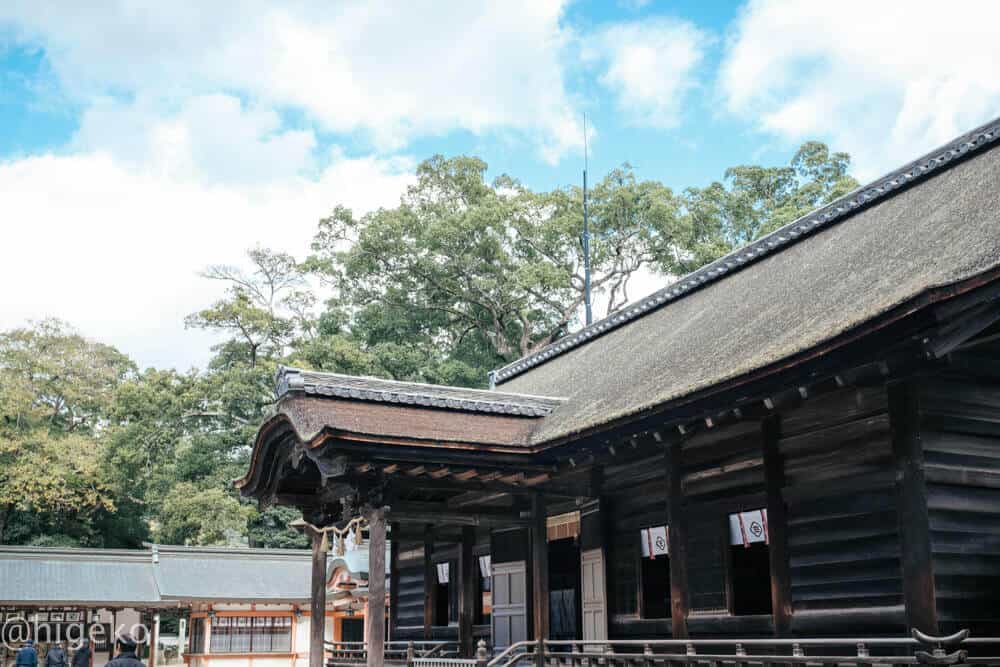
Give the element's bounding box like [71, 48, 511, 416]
[186, 247, 313, 368]
[681, 142, 859, 266]
[308, 156, 691, 382]
[0, 320, 134, 544]
[156, 482, 254, 545]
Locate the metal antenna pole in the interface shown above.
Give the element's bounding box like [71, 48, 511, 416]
[583, 113, 593, 326]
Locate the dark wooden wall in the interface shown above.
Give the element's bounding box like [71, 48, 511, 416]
[920, 365, 1000, 636]
[392, 532, 490, 642]
[394, 541, 427, 640]
[603, 458, 669, 638]
[682, 420, 766, 634]
[779, 385, 906, 635]
[593, 385, 919, 639]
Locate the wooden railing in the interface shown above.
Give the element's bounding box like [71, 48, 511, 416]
[326, 640, 461, 666]
[327, 631, 1000, 667]
[487, 631, 1000, 667]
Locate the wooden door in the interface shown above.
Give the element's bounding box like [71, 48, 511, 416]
[491, 560, 528, 650]
[581, 548, 607, 642]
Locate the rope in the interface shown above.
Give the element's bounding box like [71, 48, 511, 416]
[300, 516, 368, 555]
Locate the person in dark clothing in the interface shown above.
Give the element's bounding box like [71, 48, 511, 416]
[106, 634, 144, 667]
[46, 643, 67, 667]
[15, 640, 38, 667]
[71, 640, 91, 667]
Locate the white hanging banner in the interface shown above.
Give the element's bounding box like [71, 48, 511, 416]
[728, 509, 768, 547]
[436, 562, 450, 584]
[639, 525, 669, 559]
[479, 554, 492, 578]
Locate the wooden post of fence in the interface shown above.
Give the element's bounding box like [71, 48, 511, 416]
[536, 637, 545, 667]
[476, 640, 488, 667]
[405, 641, 414, 667]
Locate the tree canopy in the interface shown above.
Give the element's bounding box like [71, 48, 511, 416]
[0, 141, 857, 547]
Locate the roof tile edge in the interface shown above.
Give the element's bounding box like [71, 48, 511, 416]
[492, 114, 1000, 384]
[274, 365, 564, 417]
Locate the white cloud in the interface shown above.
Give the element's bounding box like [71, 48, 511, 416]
[73, 94, 318, 186]
[0, 2, 599, 370]
[1, 1, 584, 163]
[0, 139, 413, 370]
[719, 0, 1000, 179]
[591, 18, 708, 129]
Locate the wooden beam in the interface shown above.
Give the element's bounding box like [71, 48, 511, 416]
[888, 380, 938, 634]
[310, 530, 327, 667]
[530, 493, 549, 640]
[388, 475, 583, 498]
[388, 510, 529, 527]
[665, 441, 689, 639]
[423, 525, 434, 640]
[391, 525, 463, 542]
[447, 490, 511, 509]
[366, 507, 387, 667]
[389, 522, 399, 641]
[458, 525, 476, 657]
[762, 415, 792, 637]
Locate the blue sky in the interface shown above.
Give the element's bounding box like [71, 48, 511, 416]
[2, 1, 998, 370]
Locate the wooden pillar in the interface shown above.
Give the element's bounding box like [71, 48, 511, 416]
[149, 613, 160, 666]
[458, 526, 477, 657]
[111, 610, 118, 660]
[530, 493, 549, 641]
[201, 611, 210, 660]
[762, 416, 792, 636]
[889, 380, 938, 634]
[389, 522, 400, 642]
[665, 441, 689, 639]
[177, 617, 186, 663]
[310, 531, 328, 667]
[367, 508, 387, 667]
[422, 525, 435, 639]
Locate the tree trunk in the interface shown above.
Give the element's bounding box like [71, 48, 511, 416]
[0, 504, 11, 544]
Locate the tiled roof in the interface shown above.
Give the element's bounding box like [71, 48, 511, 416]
[0, 544, 354, 605]
[275, 366, 563, 417]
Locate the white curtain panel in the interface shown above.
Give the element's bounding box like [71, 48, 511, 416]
[728, 509, 768, 546]
[639, 525, 669, 558]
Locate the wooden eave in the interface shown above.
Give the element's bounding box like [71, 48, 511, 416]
[239, 270, 1000, 521]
